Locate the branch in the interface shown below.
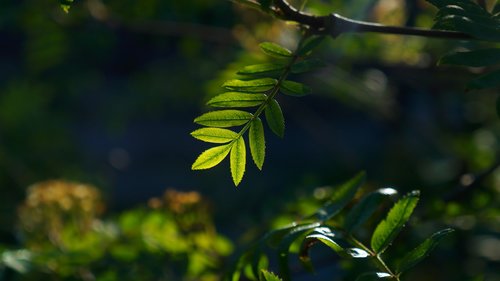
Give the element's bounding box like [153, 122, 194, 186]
[273, 0, 472, 40]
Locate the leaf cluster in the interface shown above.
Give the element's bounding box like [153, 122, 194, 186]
[191, 37, 325, 186]
[227, 173, 454, 281]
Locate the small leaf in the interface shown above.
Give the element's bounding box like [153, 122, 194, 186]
[223, 78, 277, 92]
[355, 272, 392, 280]
[261, 270, 282, 281]
[396, 228, 454, 274]
[297, 36, 325, 56]
[301, 227, 352, 258]
[230, 136, 246, 186]
[194, 110, 253, 127]
[280, 80, 312, 97]
[291, 59, 327, 74]
[192, 144, 232, 170]
[260, 42, 293, 58]
[311, 171, 366, 221]
[265, 99, 285, 137]
[249, 118, 266, 170]
[344, 188, 398, 233]
[439, 48, 500, 67]
[238, 63, 286, 77]
[467, 69, 500, 90]
[371, 191, 420, 254]
[191, 128, 238, 143]
[207, 92, 267, 108]
[60, 0, 74, 13]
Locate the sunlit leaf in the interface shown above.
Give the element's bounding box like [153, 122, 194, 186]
[371, 191, 420, 254]
[194, 110, 253, 127]
[467, 69, 500, 90]
[238, 63, 286, 77]
[261, 270, 282, 281]
[344, 188, 398, 233]
[439, 48, 500, 67]
[260, 42, 293, 58]
[191, 128, 238, 143]
[1, 250, 32, 274]
[396, 228, 454, 274]
[265, 99, 285, 137]
[280, 80, 312, 97]
[249, 118, 265, 170]
[207, 92, 267, 108]
[311, 171, 366, 221]
[223, 78, 278, 92]
[60, 0, 74, 13]
[230, 136, 246, 186]
[192, 144, 232, 170]
[297, 36, 325, 56]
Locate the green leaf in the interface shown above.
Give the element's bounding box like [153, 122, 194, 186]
[297, 36, 325, 56]
[259, 42, 293, 58]
[396, 228, 454, 274]
[194, 110, 253, 127]
[291, 59, 327, 74]
[302, 227, 347, 257]
[467, 69, 500, 90]
[249, 118, 266, 170]
[439, 48, 500, 67]
[191, 128, 238, 143]
[261, 270, 282, 281]
[230, 136, 246, 186]
[192, 144, 232, 170]
[223, 78, 278, 92]
[344, 188, 398, 233]
[238, 63, 286, 77]
[311, 171, 366, 221]
[60, 0, 74, 13]
[1, 250, 32, 274]
[265, 99, 285, 137]
[370, 191, 420, 254]
[280, 80, 312, 97]
[355, 272, 392, 280]
[207, 92, 267, 108]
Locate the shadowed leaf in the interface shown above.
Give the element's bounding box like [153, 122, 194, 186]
[265, 99, 285, 137]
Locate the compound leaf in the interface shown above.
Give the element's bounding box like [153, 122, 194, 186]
[344, 188, 398, 233]
[396, 228, 454, 274]
[223, 78, 277, 92]
[265, 99, 285, 137]
[191, 128, 238, 143]
[280, 80, 312, 97]
[207, 92, 267, 108]
[192, 144, 232, 170]
[371, 191, 420, 254]
[249, 118, 266, 170]
[194, 110, 253, 127]
[260, 42, 293, 58]
[230, 136, 246, 186]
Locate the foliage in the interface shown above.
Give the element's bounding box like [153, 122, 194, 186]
[1, 181, 232, 281]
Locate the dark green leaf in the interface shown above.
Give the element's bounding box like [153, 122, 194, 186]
[301, 227, 348, 257]
[396, 228, 454, 274]
[194, 110, 253, 127]
[280, 80, 312, 97]
[297, 36, 325, 56]
[192, 144, 232, 170]
[261, 270, 282, 281]
[260, 42, 293, 58]
[371, 191, 420, 254]
[467, 69, 500, 90]
[249, 118, 265, 170]
[238, 63, 286, 77]
[191, 128, 238, 143]
[265, 99, 285, 137]
[223, 78, 277, 92]
[439, 48, 500, 67]
[311, 171, 366, 221]
[207, 92, 267, 108]
[230, 136, 246, 186]
[355, 272, 392, 280]
[344, 188, 398, 233]
[291, 59, 327, 74]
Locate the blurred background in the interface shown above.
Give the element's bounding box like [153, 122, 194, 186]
[0, 0, 499, 280]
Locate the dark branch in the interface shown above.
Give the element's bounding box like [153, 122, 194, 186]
[273, 0, 472, 40]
